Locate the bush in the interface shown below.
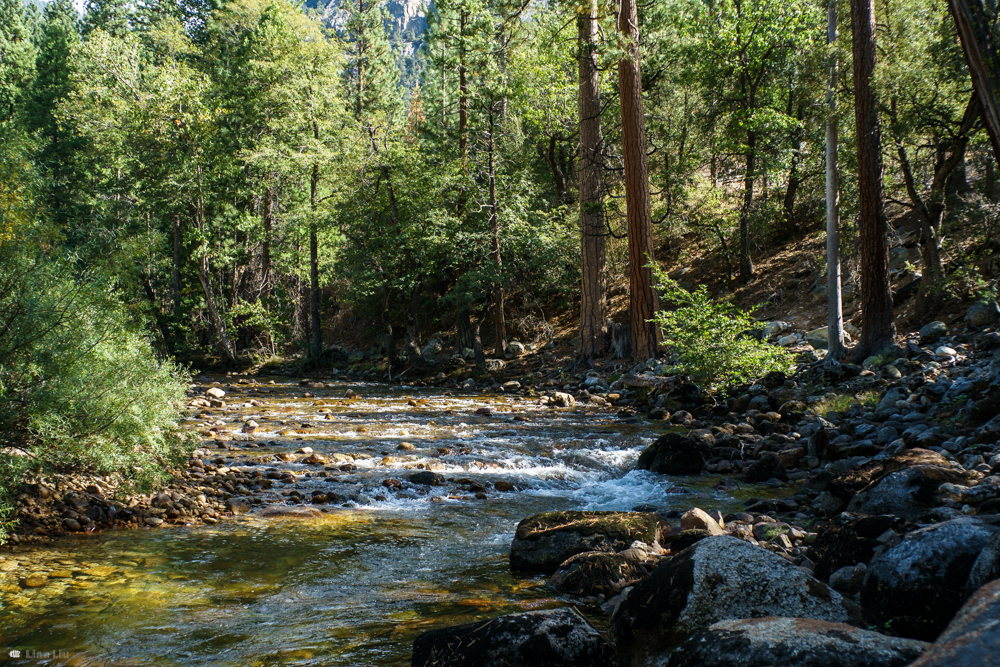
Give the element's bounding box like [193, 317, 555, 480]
[651, 267, 793, 391]
[0, 139, 191, 543]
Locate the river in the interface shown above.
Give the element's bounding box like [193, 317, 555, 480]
[0, 378, 755, 666]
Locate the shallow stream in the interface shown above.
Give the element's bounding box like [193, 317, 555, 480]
[1, 379, 756, 666]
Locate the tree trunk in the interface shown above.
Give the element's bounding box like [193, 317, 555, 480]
[547, 134, 568, 202]
[455, 304, 474, 352]
[578, 0, 607, 363]
[825, 0, 847, 362]
[310, 164, 322, 360]
[948, 0, 1000, 165]
[739, 129, 756, 281]
[172, 213, 181, 314]
[261, 188, 272, 295]
[617, 0, 661, 362]
[459, 10, 468, 162]
[851, 0, 895, 359]
[487, 98, 506, 356]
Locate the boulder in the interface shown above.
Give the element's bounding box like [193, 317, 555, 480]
[861, 517, 999, 640]
[548, 551, 650, 597]
[742, 452, 788, 483]
[876, 387, 909, 415]
[510, 511, 660, 573]
[611, 536, 861, 665]
[421, 338, 443, 361]
[964, 531, 1000, 597]
[551, 392, 576, 408]
[806, 327, 832, 350]
[965, 300, 1000, 327]
[407, 471, 444, 486]
[665, 617, 928, 667]
[259, 506, 323, 518]
[919, 321, 948, 345]
[636, 433, 706, 475]
[808, 514, 895, 581]
[845, 465, 969, 520]
[411, 607, 620, 667]
[206, 386, 226, 399]
[825, 449, 956, 508]
[679, 508, 724, 535]
[908, 579, 1000, 667]
[508, 341, 526, 356]
[225, 498, 250, 514]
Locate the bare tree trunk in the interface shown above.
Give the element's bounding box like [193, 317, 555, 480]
[617, 0, 661, 362]
[948, 0, 1000, 165]
[578, 0, 607, 363]
[851, 0, 895, 359]
[826, 0, 847, 362]
[487, 97, 506, 356]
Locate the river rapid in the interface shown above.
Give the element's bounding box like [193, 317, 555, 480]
[0, 378, 755, 666]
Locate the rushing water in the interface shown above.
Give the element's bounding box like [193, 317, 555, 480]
[0, 379, 759, 666]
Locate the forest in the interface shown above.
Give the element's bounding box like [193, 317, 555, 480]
[3, 0, 1000, 529]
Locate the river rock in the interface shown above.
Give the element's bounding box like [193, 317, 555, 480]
[259, 506, 323, 518]
[665, 617, 928, 667]
[551, 392, 576, 408]
[411, 607, 620, 667]
[679, 508, 724, 535]
[806, 327, 832, 350]
[407, 471, 444, 486]
[909, 579, 1000, 667]
[225, 498, 250, 514]
[510, 511, 660, 573]
[611, 536, 861, 665]
[965, 300, 1000, 327]
[823, 449, 956, 512]
[861, 517, 999, 640]
[636, 433, 706, 475]
[964, 531, 1000, 597]
[742, 452, 788, 483]
[919, 321, 948, 345]
[206, 387, 226, 399]
[20, 575, 47, 588]
[808, 514, 895, 581]
[548, 551, 650, 597]
[845, 465, 969, 520]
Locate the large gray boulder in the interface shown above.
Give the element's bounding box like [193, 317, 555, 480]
[845, 465, 969, 520]
[861, 517, 999, 641]
[411, 607, 620, 667]
[510, 511, 661, 573]
[611, 536, 861, 666]
[909, 579, 1000, 667]
[965, 300, 1000, 327]
[665, 617, 928, 667]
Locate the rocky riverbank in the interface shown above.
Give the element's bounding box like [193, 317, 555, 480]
[410, 313, 1000, 666]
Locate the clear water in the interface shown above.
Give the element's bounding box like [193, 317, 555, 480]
[0, 379, 756, 666]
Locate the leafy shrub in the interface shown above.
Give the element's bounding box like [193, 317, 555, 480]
[651, 266, 793, 391]
[0, 140, 191, 543]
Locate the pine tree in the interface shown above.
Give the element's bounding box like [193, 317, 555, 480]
[0, 0, 36, 122]
[82, 0, 132, 38]
[25, 0, 81, 226]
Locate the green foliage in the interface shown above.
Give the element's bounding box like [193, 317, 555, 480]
[651, 266, 793, 390]
[0, 135, 191, 544]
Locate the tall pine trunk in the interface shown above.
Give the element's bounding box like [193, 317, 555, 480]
[949, 0, 1000, 165]
[826, 0, 846, 361]
[617, 0, 660, 362]
[578, 0, 607, 363]
[851, 0, 895, 359]
[487, 97, 506, 356]
[738, 129, 756, 281]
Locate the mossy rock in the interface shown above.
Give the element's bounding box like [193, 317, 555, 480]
[510, 511, 661, 574]
[548, 551, 651, 597]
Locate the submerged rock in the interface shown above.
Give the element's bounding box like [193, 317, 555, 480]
[510, 511, 661, 574]
[611, 536, 861, 665]
[861, 517, 998, 641]
[411, 607, 619, 667]
[259, 506, 323, 519]
[665, 617, 928, 667]
[909, 579, 1000, 667]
